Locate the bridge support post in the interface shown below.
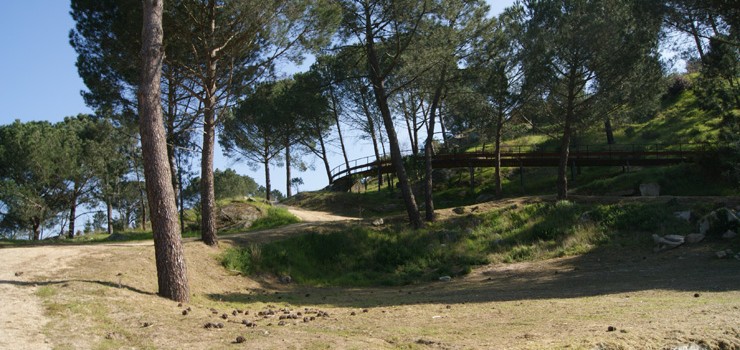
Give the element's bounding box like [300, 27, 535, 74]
[469, 165, 475, 193]
[519, 159, 524, 195]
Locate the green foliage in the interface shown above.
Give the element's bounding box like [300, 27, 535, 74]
[248, 207, 301, 231]
[225, 200, 696, 286]
[223, 224, 487, 286]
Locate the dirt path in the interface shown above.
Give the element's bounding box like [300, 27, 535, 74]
[283, 206, 360, 222]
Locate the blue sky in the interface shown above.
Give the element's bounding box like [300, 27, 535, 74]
[0, 0, 516, 194]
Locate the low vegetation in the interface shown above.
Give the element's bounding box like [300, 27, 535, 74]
[222, 199, 736, 287]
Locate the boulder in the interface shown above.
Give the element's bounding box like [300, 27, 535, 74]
[639, 183, 660, 196]
[673, 210, 692, 222]
[652, 234, 684, 251]
[476, 194, 496, 203]
[722, 230, 737, 239]
[438, 276, 451, 282]
[685, 234, 705, 244]
[452, 207, 466, 215]
[372, 218, 384, 226]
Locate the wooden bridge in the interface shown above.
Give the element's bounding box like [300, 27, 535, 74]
[329, 143, 711, 187]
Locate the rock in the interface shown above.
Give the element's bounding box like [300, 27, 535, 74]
[652, 234, 684, 251]
[279, 275, 292, 284]
[372, 218, 384, 226]
[14, 271, 23, 277]
[350, 311, 356, 316]
[235, 336, 246, 343]
[107, 233, 128, 241]
[182, 310, 189, 316]
[452, 207, 466, 215]
[476, 194, 495, 203]
[722, 230, 737, 239]
[685, 234, 705, 244]
[716, 250, 728, 259]
[438, 276, 452, 282]
[693, 293, 700, 298]
[639, 183, 660, 196]
[673, 210, 692, 222]
[607, 326, 617, 332]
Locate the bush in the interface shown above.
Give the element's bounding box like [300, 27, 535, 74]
[249, 207, 300, 231]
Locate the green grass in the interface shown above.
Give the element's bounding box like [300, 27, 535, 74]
[223, 200, 700, 286]
[248, 207, 301, 231]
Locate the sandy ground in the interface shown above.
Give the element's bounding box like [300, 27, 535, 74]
[0, 207, 347, 349]
[0, 242, 150, 349]
[2, 204, 738, 349]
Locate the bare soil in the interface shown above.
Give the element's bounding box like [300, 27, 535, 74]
[2, 203, 739, 349]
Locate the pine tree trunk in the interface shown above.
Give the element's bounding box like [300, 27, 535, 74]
[494, 111, 504, 197]
[138, 0, 190, 302]
[318, 131, 332, 183]
[264, 154, 271, 201]
[106, 198, 113, 235]
[68, 181, 79, 239]
[424, 69, 446, 222]
[285, 140, 292, 198]
[604, 117, 615, 145]
[364, 13, 422, 228]
[330, 87, 351, 176]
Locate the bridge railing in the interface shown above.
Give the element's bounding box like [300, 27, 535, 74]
[329, 142, 713, 182]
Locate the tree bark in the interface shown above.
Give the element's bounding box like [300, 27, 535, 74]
[360, 91, 382, 186]
[330, 86, 351, 176]
[318, 130, 332, 183]
[364, 11, 422, 228]
[106, 197, 113, 235]
[494, 110, 504, 197]
[263, 150, 272, 201]
[424, 69, 446, 222]
[285, 140, 292, 198]
[138, 0, 190, 303]
[604, 117, 615, 145]
[557, 70, 577, 200]
[68, 181, 79, 239]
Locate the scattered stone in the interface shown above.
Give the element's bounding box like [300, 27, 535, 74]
[14, 271, 23, 277]
[142, 322, 152, 328]
[607, 326, 616, 332]
[350, 311, 356, 316]
[685, 234, 705, 244]
[639, 183, 660, 196]
[716, 250, 728, 259]
[210, 308, 219, 314]
[452, 207, 466, 215]
[279, 275, 292, 284]
[446, 305, 451, 309]
[417, 339, 437, 345]
[362, 309, 368, 313]
[235, 336, 246, 344]
[723, 230, 737, 239]
[277, 321, 286, 326]
[221, 313, 229, 320]
[182, 309, 189, 316]
[372, 218, 384, 226]
[673, 210, 692, 222]
[694, 293, 700, 298]
[439, 276, 452, 282]
[177, 302, 183, 307]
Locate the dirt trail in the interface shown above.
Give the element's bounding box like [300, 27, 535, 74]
[283, 206, 360, 222]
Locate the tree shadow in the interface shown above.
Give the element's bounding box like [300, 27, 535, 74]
[205, 243, 740, 308]
[0, 279, 155, 296]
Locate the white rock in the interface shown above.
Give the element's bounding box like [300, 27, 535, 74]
[372, 218, 384, 226]
[716, 250, 728, 259]
[685, 234, 705, 244]
[438, 276, 451, 282]
[722, 230, 737, 239]
[673, 211, 692, 222]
